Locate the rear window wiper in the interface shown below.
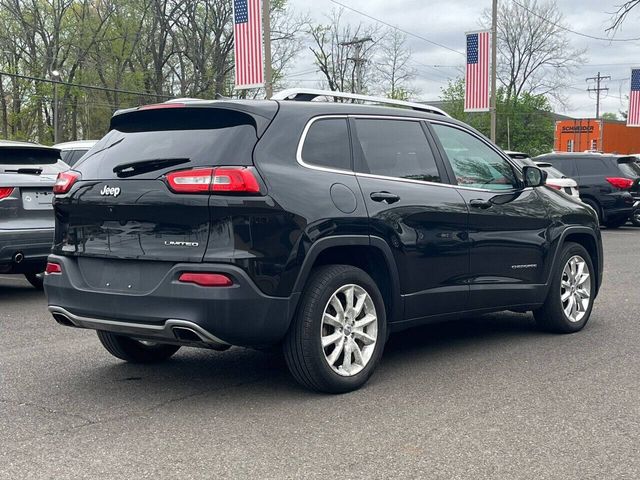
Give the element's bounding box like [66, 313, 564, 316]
[113, 158, 190, 178]
[4, 168, 43, 175]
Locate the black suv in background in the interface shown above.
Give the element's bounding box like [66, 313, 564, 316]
[535, 153, 638, 228]
[45, 90, 603, 393]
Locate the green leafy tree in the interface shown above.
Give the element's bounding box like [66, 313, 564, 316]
[441, 77, 554, 156]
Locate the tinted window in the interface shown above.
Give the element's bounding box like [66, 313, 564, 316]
[539, 166, 565, 179]
[0, 147, 60, 165]
[301, 118, 351, 171]
[354, 119, 441, 183]
[432, 124, 516, 190]
[66, 149, 89, 166]
[617, 159, 640, 178]
[75, 108, 258, 180]
[576, 158, 607, 176]
[542, 157, 577, 177]
[60, 150, 73, 164]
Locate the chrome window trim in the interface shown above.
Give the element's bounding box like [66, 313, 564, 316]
[296, 115, 355, 175]
[296, 114, 530, 194]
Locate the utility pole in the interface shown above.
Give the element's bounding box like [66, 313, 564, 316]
[587, 72, 610, 119]
[262, 0, 273, 99]
[340, 37, 373, 94]
[51, 70, 61, 144]
[490, 0, 498, 143]
[587, 72, 610, 152]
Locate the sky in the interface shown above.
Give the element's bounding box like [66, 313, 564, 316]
[285, 0, 640, 119]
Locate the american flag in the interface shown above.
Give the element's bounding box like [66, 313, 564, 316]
[628, 68, 640, 127]
[465, 31, 490, 112]
[233, 0, 264, 89]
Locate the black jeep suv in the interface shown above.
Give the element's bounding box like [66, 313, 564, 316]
[45, 90, 603, 393]
[535, 153, 638, 228]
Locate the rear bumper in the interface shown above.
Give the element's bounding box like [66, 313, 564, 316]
[0, 228, 53, 273]
[44, 255, 298, 347]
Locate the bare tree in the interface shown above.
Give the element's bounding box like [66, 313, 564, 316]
[308, 9, 380, 94]
[485, 0, 586, 106]
[375, 29, 416, 100]
[609, 1, 640, 31]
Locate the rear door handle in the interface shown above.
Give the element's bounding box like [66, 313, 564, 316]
[370, 191, 400, 204]
[469, 198, 492, 209]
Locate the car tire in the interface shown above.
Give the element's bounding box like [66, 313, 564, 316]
[96, 331, 180, 363]
[283, 265, 387, 393]
[631, 209, 640, 227]
[582, 198, 602, 223]
[534, 242, 595, 334]
[24, 272, 44, 290]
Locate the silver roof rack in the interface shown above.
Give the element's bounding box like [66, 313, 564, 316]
[272, 88, 450, 117]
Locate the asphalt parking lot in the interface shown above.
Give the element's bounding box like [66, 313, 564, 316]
[1, 228, 639, 480]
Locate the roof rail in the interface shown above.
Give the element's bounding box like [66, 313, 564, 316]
[272, 88, 450, 117]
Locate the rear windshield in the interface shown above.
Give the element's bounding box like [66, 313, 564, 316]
[0, 147, 60, 165]
[75, 108, 258, 180]
[617, 158, 640, 178]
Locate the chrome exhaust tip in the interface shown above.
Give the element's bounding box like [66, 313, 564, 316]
[52, 312, 75, 327]
[172, 326, 230, 351]
[13, 252, 24, 263]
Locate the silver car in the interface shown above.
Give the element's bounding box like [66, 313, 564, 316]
[0, 140, 68, 288]
[53, 140, 98, 167]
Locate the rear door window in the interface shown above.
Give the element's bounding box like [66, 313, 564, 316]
[301, 118, 351, 171]
[353, 119, 442, 183]
[576, 158, 607, 176]
[543, 157, 577, 177]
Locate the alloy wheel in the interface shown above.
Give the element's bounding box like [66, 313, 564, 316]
[320, 284, 378, 377]
[561, 255, 591, 323]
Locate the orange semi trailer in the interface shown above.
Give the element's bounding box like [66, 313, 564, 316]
[555, 119, 640, 154]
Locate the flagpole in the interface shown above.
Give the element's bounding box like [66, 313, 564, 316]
[262, 0, 273, 99]
[490, 0, 498, 143]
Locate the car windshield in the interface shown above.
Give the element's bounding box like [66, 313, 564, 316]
[617, 158, 640, 178]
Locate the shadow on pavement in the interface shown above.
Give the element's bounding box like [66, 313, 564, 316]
[0, 277, 42, 301]
[65, 311, 543, 399]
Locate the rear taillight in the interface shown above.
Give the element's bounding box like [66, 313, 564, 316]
[53, 171, 81, 194]
[0, 187, 14, 200]
[546, 183, 562, 190]
[606, 177, 634, 190]
[211, 168, 260, 193]
[165, 167, 260, 194]
[45, 262, 62, 275]
[178, 272, 233, 287]
[166, 168, 213, 193]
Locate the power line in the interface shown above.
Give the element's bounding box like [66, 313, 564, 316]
[0, 70, 172, 99]
[512, 0, 640, 42]
[328, 0, 464, 56]
[586, 72, 611, 119]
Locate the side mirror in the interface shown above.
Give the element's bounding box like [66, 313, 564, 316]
[523, 166, 547, 188]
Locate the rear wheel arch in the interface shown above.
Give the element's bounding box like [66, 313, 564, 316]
[292, 236, 402, 323]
